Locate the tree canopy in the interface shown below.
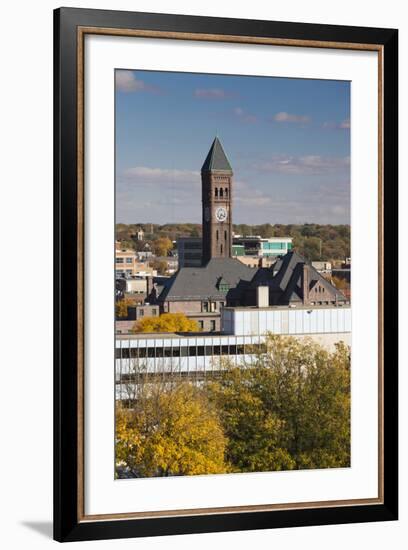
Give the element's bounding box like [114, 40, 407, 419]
[208, 335, 350, 471]
[116, 383, 228, 477]
[116, 334, 350, 477]
[132, 312, 200, 333]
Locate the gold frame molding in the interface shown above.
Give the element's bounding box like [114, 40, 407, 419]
[76, 27, 384, 523]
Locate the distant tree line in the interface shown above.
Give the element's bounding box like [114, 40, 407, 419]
[116, 223, 350, 262]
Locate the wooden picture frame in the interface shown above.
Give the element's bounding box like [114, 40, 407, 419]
[54, 7, 398, 542]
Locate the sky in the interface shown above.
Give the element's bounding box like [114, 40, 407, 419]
[115, 69, 350, 225]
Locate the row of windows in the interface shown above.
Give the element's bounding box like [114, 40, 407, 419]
[214, 187, 228, 198]
[216, 230, 228, 241]
[262, 242, 288, 250]
[116, 342, 266, 360]
[116, 257, 134, 264]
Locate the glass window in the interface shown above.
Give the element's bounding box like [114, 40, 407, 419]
[164, 347, 171, 358]
[197, 346, 205, 356]
[210, 320, 216, 331]
[147, 347, 155, 358]
[229, 344, 237, 354]
[205, 345, 213, 356]
[116, 258, 124, 263]
[221, 345, 229, 355]
[202, 302, 209, 312]
[172, 346, 180, 357]
[156, 347, 163, 358]
[213, 345, 221, 355]
[188, 345, 197, 357]
[180, 346, 188, 357]
[126, 258, 133, 264]
[138, 348, 146, 358]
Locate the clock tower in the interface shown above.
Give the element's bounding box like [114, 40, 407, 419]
[201, 137, 233, 265]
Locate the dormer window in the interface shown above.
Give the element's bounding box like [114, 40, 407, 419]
[217, 277, 230, 293]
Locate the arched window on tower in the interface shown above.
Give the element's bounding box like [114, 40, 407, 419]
[225, 188, 228, 198]
[224, 230, 227, 241]
[215, 188, 218, 198]
[216, 230, 219, 241]
[220, 188, 224, 198]
[220, 244, 223, 254]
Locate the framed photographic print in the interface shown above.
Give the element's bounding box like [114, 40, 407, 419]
[54, 7, 398, 542]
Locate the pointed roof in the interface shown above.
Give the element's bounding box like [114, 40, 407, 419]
[201, 137, 233, 173]
[157, 258, 253, 302]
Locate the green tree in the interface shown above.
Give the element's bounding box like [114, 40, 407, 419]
[207, 364, 294, 472]
[207, 335, 350, 472]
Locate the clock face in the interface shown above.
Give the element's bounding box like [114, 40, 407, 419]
[215, 207, 228, 222]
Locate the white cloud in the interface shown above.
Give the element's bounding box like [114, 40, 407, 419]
[322, 119, 350, 130]
[194, 88, 232, 99]
[122, 166, 200, 185]
[272, 112, 311, 124]
[339, 119, 351, 129]
[254, 155, 350, 175]
[115, 70, 159, 93]
[233, 106, 257, 124]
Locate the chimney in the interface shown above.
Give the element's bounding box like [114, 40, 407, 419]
[146, 275, 154, 299]
[302, 264, 310, 305]
[257, 285, 269, 308]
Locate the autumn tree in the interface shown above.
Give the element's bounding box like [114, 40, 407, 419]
[331, 275, 349, 290]
[207, 363, 294, 472]
[132, 312, 200, 333]
[207, 335, 350, 472]
[152, 237, 173, 257]
[149, 258, 168, 275]
[257, 336, 351, 469]
[115, 298, 133, 319]
[116, 382, 228, 477]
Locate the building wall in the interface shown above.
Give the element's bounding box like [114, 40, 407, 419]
[222, 306, 351, 337]
[163, 301, 221, 331]
[115, 329, 350, 400]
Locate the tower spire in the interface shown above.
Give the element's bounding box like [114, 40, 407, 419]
[201, 137, 233, 173]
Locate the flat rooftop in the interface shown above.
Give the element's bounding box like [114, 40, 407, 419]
[223, 304, 350, 312]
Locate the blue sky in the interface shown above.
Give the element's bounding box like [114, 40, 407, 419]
[116, 69, 350, 225]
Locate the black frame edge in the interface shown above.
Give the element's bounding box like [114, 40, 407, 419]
[53, 7, 398, 542]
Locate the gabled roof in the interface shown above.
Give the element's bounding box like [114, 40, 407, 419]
[158, 258, 254, 302]
[201, 137, 233, 173]
[248, 251, 347, 305]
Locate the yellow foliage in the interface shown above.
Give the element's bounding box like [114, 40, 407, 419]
[116, 382, 228, 477]
[152, 237, 173, 257]
[133, 312, 200, 333]
[115, 298, 132, 318]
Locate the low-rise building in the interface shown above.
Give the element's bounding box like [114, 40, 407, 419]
[233, 235, 293, 258]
